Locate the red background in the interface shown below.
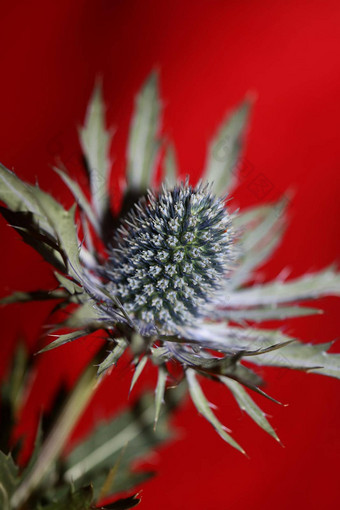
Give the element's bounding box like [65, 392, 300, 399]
[0, 1, 340, 509]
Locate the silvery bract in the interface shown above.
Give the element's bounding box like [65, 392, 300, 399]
[1, 72, 340, 454]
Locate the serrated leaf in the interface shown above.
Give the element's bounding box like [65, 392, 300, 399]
[154, 366, 167, 429]
[186, 369, 245, 454]
[0, 163, 55, 237]
[54, 167, 100, 234]
[79, 82, 113, 222]
[202, 99, 251, 196]
[38, 330, 88, 353]
[0, 206, 66, 272]
[230, 224, 286, 290]
[0, 165, 83, 282]
[221, 377, 280, 442]
[0, 452, 20, 510]
[189, 324, 340, 380]
[163, 143, 177, 187]
[249, 338, 340, 379]
[97, 339, 128, 376]
[240, 196, 287, 252]
[129, 356, 148, 395]
[228, 267, 340, 307]
[126, 72, 161, 191]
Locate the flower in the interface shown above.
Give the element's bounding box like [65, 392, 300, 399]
[104, 182, 236, 335]
[1, 72, 340, 453]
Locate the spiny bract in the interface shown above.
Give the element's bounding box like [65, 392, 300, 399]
[105, 182, 235, 333]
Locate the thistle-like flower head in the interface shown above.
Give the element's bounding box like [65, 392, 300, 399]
[105, 182, 235, 334]
[1, 72, 340, 454]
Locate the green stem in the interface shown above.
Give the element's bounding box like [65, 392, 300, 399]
[11, 363, 98, 509]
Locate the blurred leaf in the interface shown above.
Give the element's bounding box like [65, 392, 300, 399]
[186, 369, 245, 454]
[229, 224, 286, 290]
[79, 82, 113, 223]
[0, 289, 67, 306]
[54, 273, 83, 296]
[63, 389, 182, 498]
[126, 72, 161, 191]
[100, 493, 140, 509]
[213, 305, 321, 323]
[221, 377, 280, 442]
[97, 339, 128, 376]
[239, 196, 287, 252]
[163, 143, 177, 187]
[38, 485, 93, 510]
[54, 167, 100, 234]
[202, 99, 251, 196]
[21, 420, 44, 481]
[154, 366, 167, 429]
[228, 267, 340, 307]
[0, 344, 30, 454]
[0, 452, 20, 510]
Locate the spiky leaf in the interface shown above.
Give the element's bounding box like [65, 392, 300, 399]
[126, 72, 161, 191]
[186, 369, 245, 453]
[203, 99, 251, 196]
[79, 82, 113, 222]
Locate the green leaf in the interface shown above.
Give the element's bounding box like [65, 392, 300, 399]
[213, 305, 321, 323]
[192, 324, 340, 380]
[126, 72, 161, 191]
[249, 337, 340, 379]
[101, 493, 140, 509]
[129, 356, 148, 395]
[154, 366, 167, 429]
[79, 82, 113, 222]
[229, 223, 286, 290]
[0, 163, 55, 237]
[0, 206, 66, 272]
[21, 420, 43, 481]
[38, 330, 88, 354]
[54, 273, 83, 296]
[97, 339, 128, 376]
[186, 369, 245, 454]
[163, 143, 177, 187]
[228, 267, 340, 307]
[63, 389, 182, 498]
[0, 452, 20, 510]
[202, 99, 251, 196]
[240, 196, 287, 252]
[0, 289, 68, 306]
[221, 377, 280, 442]
[38, 485, 93, 510]
[54, 167, 100, 234]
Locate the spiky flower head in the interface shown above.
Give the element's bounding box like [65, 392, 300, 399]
[105, 182, 235, 334]
[1, 72, 340, 454]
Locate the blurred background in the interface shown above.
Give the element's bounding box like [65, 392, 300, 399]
[0, 1, 339, 508]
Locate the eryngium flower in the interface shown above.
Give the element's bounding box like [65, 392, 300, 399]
[1, 72, 340, 453]
[105, 183, 235, 334]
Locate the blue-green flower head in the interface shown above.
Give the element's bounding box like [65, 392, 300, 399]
[105, 182, 236, 334]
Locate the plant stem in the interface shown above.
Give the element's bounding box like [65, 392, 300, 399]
[11, 363, 99, 509]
